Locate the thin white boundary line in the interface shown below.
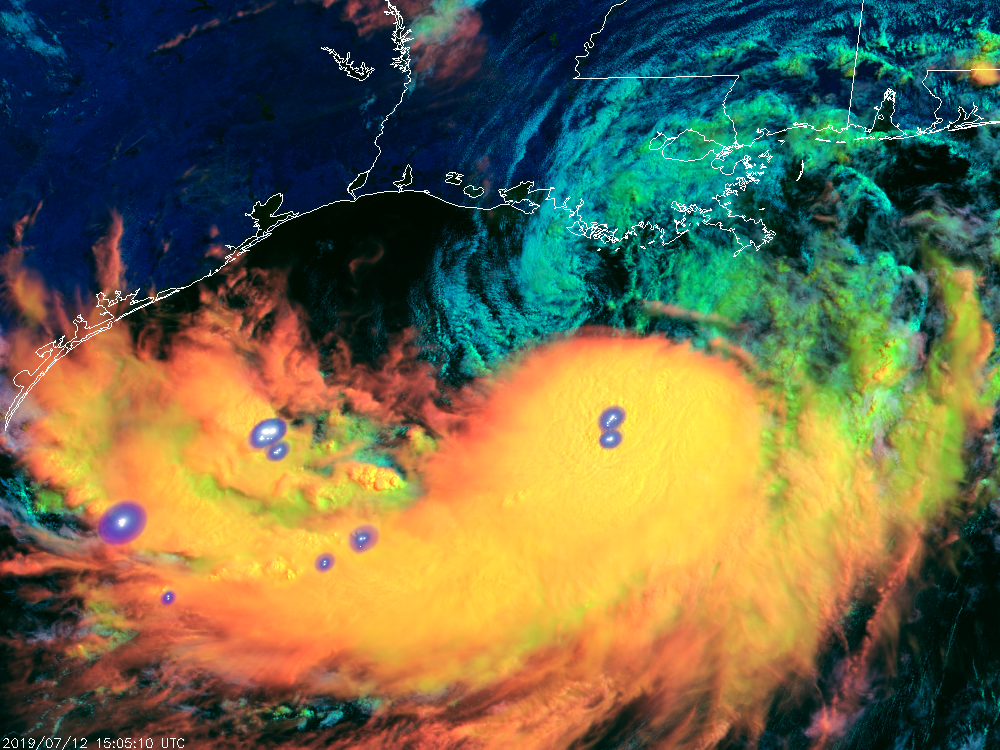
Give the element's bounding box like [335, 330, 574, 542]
[577, 74, 742, 144]
[6, 2, 1000, 430]
[347, 3, 412, 199]
[921, 69, 1000, 129]
[572, 0, 628, 79]
[1, 1, 413, 431]
[321, 47, 374, 82]
[846, 0, 865, 128]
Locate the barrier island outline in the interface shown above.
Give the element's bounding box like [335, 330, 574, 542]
[4, 0, 999, 429]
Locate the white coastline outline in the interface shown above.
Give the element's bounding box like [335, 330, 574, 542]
[321, 47, 374, 82]
[920, 69, 1000, 131]
[346, 2, 413, 200]
[5, 1, 1000, 430]
[845, 0, 866, 129]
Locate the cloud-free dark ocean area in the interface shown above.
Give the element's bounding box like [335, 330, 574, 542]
[6, 0, 1000, 748]
[1, 0, 398, 301]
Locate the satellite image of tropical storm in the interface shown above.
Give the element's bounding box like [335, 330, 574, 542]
[8, 0, 1000, 748]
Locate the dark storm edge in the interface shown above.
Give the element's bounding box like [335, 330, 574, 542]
[3, 0, 999, 431]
